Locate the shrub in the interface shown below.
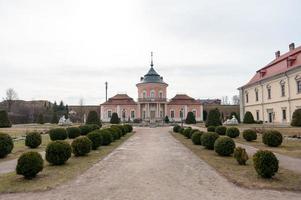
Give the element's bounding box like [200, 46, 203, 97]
[87, 130, 103, 150]
[71, 136, 92, 156]
[88, 124, 101, 131]
[79, 125, 92, 135]
[226, 127, 240, 138]
[100, 129, 113, 145]
[189, 129, 199, 138]
[0, 110, 12, 128]
[183, 127, 192, 138]
[201, 132, 219, 150]
[66, 127, 81, 139]
[243, 129, 257, 141]
[49, 128, 67, 141]
[233, 147, 249, 165]
[0, 133, 14, 158]
[215, 126, 227, 135]
[291, 109, 301, 127]
[122, 125, 130, 134]
[111, 125, 124, 136]
[124, 124, 133, 132]
[110, 112, 120, 124]
[173, 125, 181, 133]
[207, 126, 216, 132]
[86, 111, 101, 126]
[164, 116, 169, 123]
[262, 130, 283, 147]
[51, 112, 59, 124]
[179, 127, 185, 135]
[120, 125, 127, 135]
[243, 111, 255, 124]
[253, 150, 279, 178]
[25, 132, 42, 148]
[37, 113, 44, 124]
[185, 111, 196, 124]
[110, 126, 123, 138]
[106, 128, 119, 141]
[214, 136, 235, 156]
[191, 131, 203, 145]
[205, 108, 222, 127]
[46, 141, 72, 165]
[16, 152, 43, 179]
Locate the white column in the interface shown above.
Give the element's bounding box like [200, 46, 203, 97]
[200, 105, 203, 121]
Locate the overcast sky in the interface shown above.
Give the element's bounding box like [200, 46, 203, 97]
[1, 0, 301, 105]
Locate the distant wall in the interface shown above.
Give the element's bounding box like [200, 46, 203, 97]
[203, 104, 240, 121]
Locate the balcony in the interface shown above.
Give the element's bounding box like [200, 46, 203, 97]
[138, 97, 167, 103]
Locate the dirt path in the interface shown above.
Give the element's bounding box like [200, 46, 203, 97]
[192, 125, 301, 174]
[0, 127, 300, 200]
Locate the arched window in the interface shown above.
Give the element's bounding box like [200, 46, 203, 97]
[131, 110, 135, 119]
[122, 109, 126, 119]
[143, 90, 147, 98]
[150, 90, 155, 98]
[159, 91, 163, 99]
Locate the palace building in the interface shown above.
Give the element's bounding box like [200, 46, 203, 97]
[100, 54, 203, 122]
[239, 43, 301, 124]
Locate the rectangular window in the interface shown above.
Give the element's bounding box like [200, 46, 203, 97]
[160, 111, 163, 118]
[193, 110, 196, 117]
[142, 111, 146, 119]
[282, 109, 287, 120]
[281, 84, 285, 97]
[170, 110, 175, 118]
[267, 88, 271, 99]
[297, 81, 301, 93]
[256, 110, 259, 121]
[255, 91, 259, 101]
[131, 111, 135, 119]
[180, 110, 184, 118]
[246, 94, 249, 103]
[107, 110, 112, 118]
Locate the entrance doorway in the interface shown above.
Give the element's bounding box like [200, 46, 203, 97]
[150, 111, 156, 119]
[268, 112, 273, 123]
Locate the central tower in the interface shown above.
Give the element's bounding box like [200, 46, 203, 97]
[136, 52, 168, 122]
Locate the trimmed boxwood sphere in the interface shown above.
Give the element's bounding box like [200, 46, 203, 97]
[214, 136, 235, 156]
[79, 125, 92, 135]
[243, 129, 257, 141]
[183, 127, 192, 138]
[253, 150, 279, 178]
[0, 133, 14, 158]
[215, 126, 227, 135]
[191, 131, 203, 145]
[49, 128, 67, 141]
[112, 125, 125, 136]
[179, 128, 185, 135]
[87, 130, 103, 150]
[66, 127, 81, 139]
[201, 132, 219, 150]
[262, 130, 283, 147]
[173, 125, 181, 133]
[106, 128, 119, 141]
[124, 124, 133, 132]
[226, 127, 240, 138]
[207, 126, 216, 132]
[25, 131, 42, 148]
[16, 151, 43, 179]
[100, 129, 113, 145]
[72, 136, 92, 156]
[110, 126, 122, 138]
[46, 141, 72, 165]
[88, 124, 101, 131]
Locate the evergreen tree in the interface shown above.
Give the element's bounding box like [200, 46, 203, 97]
[164, 115, 170, 123]
[203, 110, 208, 121]
[110, 112, 120, 124]
[243, 111, 255, 124]
[0, 110, 12, 128]
[185, 111, 196, 124]
[291, 109, 301, 127]
[51, 112, 59, 124]
[58, 100, 65, 111]
[52, 101, 58, 112]
[37, 113, 44, 124]
[65, 104, 69, 119]
[86, 111, 101, 126]
[205, 108, 222, 127]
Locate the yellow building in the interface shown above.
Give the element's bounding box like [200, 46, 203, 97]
[239, 43, 301, 124]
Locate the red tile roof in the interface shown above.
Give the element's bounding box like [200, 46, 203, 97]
[242, 45, 301, 88]
[168, 94, 201, 105]
[101, 94, 137, 105]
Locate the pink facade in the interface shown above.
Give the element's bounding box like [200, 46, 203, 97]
[100, 57, 203, 122]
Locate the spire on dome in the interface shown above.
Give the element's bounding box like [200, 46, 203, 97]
[150, 51, 154, 67]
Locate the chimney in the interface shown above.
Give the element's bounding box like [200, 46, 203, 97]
[289, 43, 295, 51]
[275, 51, 280, 59]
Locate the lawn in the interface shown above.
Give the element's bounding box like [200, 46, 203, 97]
[0, 132, 134, 193]
[171, 131, 301, 191]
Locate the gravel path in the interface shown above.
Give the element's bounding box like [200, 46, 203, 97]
[0, 152, 45, 174]
[0, 127, 300, 200]
[192, 125, 301, 173]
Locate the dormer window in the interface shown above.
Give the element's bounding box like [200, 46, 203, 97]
[260, 69, 266, 78]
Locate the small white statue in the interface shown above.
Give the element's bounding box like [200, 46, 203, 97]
[223, 115, 239, 125]
[58, 116, 73, 126]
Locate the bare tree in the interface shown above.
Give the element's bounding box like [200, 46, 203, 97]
[232, 95, 240, 105]
[221, 96, 229, 105]
[4, 88, 18, 112]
